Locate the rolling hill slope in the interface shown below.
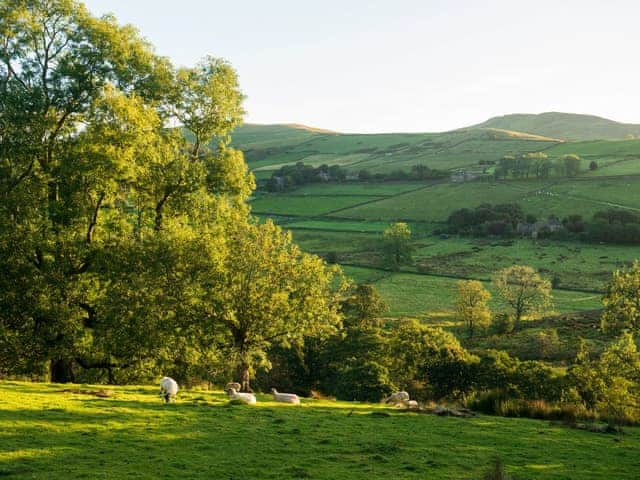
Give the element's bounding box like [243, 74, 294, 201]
[230, 123, 560, 176]
[471, 112, 640, 141]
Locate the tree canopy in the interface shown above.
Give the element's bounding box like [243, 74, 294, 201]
[0, 0, 340, 386]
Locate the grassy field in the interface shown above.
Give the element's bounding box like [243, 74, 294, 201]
[250, 195, 383, 216]
[2, 381, 638, 480]
[345, 268, 603, 318]
[241, 123, 640, 327]
[231, 124, 559, 174]
[330, 178, 640, 223]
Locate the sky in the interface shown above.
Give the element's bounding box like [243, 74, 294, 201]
[83, 0, 640, 133]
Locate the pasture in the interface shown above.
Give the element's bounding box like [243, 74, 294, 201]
[1, 381, 638, 480]
[232, 124, 559, 174]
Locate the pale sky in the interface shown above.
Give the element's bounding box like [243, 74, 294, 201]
[83, 0, 640, 133]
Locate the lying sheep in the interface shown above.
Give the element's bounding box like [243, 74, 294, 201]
[226, 387, 256, 405]
[225, 382, 241, 392]
[405, 400, 419, 409]
[271, 388, 300, 405]
[160, 377, 179, 403]
[383, 391, 410, 405]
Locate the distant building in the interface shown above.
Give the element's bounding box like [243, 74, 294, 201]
[517, 218, 565, 237]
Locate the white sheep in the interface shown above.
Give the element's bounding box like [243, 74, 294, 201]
[404, 400, 419, 409]
[160, 377, 179, 403]
[225, 382, 241, 392]
[271, 388, 300, 405]
[226, 387, 256, 405]
[383, 391, 410, 405]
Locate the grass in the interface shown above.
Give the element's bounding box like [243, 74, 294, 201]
[1, 381, 638, 479]
[331, 178, 640, 222]
[250, 195, 383, 216]
[289, 182, 426, 196]
[288, 219, 393, 233]
[231, 124, 559, 174]
[335, 266, 603, 318]
[413, 237, 638, 290]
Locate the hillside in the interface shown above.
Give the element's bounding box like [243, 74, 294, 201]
[230, 124, 560, 178]
[2, 382, 637, 479]
[472, 112, 640, 141]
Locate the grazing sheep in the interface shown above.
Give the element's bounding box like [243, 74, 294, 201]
[271, 388, 300, 405]
[226, 387, 256, 405]
[160, 377, 178, 403]
[225, 382, 242, 392]
[383, 391, 410, 405]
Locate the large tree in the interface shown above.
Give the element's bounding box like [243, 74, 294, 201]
[493, 265, 552, 328]
[209, 220, 345, 391]
[0, 0, 255, 382]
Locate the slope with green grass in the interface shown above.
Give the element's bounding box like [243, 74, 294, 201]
[231, 124, 560, 174]
[1, 381, 638, 480]
[473, 112, 640, 141]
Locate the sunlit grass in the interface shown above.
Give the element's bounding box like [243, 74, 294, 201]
[1, 381, 638, 479]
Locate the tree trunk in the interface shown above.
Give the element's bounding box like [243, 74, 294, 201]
[50, 358, 75, 383]
[237, 357, 252, 393]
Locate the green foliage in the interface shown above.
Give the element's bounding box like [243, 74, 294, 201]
[493, 265, 552, 327]
[382, 222, 413, 270]
[563, 154, 582, 177]
[455, 280, 492, 337]
[601, 260, 640, 333]
[0, 0, 329, 389]
[333, 359, 395, 402]
[570, 334, 640, 424]
[492, 313, 515, 334]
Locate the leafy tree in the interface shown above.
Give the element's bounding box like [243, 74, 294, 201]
[563, 154, 581, 177]
[570, 334, 640, 423]
[455, 280, 492, 337]
[382, 222, 413, 270]
[341, 283, 388, 329]
[211, 220, 345, 391]
[387, 319, 477, 399]
[601, 260, 640, 333]
[493, 265, 552, 328]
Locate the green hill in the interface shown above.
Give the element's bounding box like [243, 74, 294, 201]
[472, 112, 640, 141]
[230, 124, 560, 176]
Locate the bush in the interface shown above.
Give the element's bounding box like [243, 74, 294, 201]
[492, 313, 514, 334]
[333, 359, 395, 402]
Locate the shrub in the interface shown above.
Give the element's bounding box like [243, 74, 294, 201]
[493, 313, 515, 334]
[333, 359, 395, 402]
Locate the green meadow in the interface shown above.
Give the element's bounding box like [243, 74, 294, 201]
[2, 382, 638, 480]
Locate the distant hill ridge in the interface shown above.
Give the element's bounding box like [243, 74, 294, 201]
[471, 112, 640, 141]
[238, 112, 640, 142]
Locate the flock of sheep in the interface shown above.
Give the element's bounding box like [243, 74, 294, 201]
[159, 377, 300, 405]
[159, 376, 416, 408]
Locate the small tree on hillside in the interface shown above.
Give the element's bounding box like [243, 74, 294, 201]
[382, 222, 413, 270]
[493, 265, 552, 329]
[455, 280, 492, 337]
[563, 154, 582, 177]
[341, 283, 388, 329]
[601, 260, 640, 333]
